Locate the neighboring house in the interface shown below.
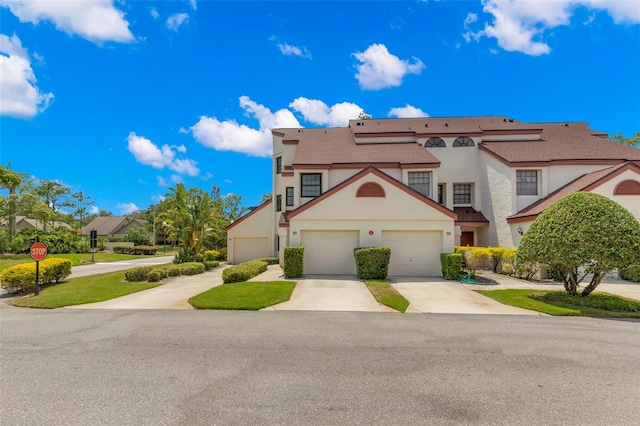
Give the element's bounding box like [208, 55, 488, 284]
[15, 216, 72, 231]
[227, 116, 640, 276]
[81, 216, 147, 238]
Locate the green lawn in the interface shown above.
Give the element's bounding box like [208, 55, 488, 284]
[11, 271, 160, 309]
[364, 280, 410, 313]
[189, 281, 296, 310]
[476, 289, 640, 318]
[0, 253, 158, 271]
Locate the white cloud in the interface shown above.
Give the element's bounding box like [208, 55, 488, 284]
[150, 8, 159, 20]
[289, 97, 364, 126]
[166, 13, 189, 31]
[388, 104, 429, 118]
[117, 202, 139, 214]
[0, 0, 134, 44]
[175, 144, 187, 153]
[0, 34, 54, 118]
[224, 179, 232, 184]
[277, 42, 312, 59]
[201, 172, 213, 181]
[191, 96, 299, 157]
[157, 176, 168, 187]
[188, 0, 197, 11]
[170, 174, 183, 184]
[127, 133, 199, 176]
[353, 43, 425, 90]
[465, 0, 640, 56]
[151, 194, 165, 203]
[89, 206, 99, 215]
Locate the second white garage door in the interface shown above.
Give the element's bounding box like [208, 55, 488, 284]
[233, 237, 270, 264]
[381, 231, 442, 276]
[301, 230, 359, 275]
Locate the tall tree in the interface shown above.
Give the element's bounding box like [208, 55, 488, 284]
[0, 165, 23, 241]
[70, 191, 95, 227]
[608, 132, 640, 149]
[35, 180, 71, 230]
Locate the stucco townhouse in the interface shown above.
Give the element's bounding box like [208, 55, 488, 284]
[227, 116, 640, 277]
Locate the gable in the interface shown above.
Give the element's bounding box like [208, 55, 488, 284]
[287, 167, 456, 223]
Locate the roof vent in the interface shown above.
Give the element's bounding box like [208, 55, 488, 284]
[425, 123, 428, 127]
[509, 118, 514, 122]
[503, 118, 507, 122]
[564, 123, 569, 127]
[356, 122, 363, 126]
[445, 123, 449, 127]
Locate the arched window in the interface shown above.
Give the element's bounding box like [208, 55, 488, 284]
[453, 136, 475, 147]
[425, 137, 446, 148]
[614, 180, 640, 195]
[356, 182, 386, 197]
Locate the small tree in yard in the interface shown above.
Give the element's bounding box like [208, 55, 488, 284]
[517, 192, 640, 296]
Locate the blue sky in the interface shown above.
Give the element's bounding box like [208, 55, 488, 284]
[1, 0, 639, 215]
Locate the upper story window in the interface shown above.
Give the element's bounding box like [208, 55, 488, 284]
[453, 183, 471, 204]
[286, 187, 294, 206]
[301, 173, 321, 197]
[516, 170, 538, 195]
[276, 157, 282, 174]
[438, 184, 445, 205]
[276, 195, 282, 212]
[453, 136, 475, 147]
[425, 137, 446, 148]
[408, 171, 431, 197]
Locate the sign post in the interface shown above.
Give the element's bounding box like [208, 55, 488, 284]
[30, 238, 48, 296]
[90, 229, 97, 262]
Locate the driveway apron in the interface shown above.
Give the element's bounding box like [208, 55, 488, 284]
[391, 277, 542, 315]
[263, 276, 396, 312]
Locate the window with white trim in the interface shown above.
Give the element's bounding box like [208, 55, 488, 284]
[516, 170, 538, 195]
[408, 171, 431, 197]
[453, 184, 471, 204]
[286, 187, 294, 206]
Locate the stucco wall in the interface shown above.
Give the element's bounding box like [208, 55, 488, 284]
[227, 203, 274, 264]
[590, 170, 640, 220]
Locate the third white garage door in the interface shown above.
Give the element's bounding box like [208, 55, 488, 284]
[301, 230, 359, 275]
[381, 231, 442, 276]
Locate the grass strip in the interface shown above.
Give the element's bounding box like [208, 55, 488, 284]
[11, 271, 160, 309]
[476, 289, 640, 318]
[364, 280, 410, 313]
[189, 281, 296, 310]
[0, 253, 158, 271]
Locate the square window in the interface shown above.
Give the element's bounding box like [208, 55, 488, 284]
[516, 170, 538, 195]
[301, 173, 321, 197]
[286, 187, 294, 206]
[453, 184, 471, 204]
[408, 171, 431, 197]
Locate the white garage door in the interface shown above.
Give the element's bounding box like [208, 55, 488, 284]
[233, 237, 270, 264]
[301, 230, 359, 275]
[381, 231, 442, 276]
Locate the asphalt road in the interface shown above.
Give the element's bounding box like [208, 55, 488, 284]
[68, 255, 176, 278]
[2, 304, 639, 425]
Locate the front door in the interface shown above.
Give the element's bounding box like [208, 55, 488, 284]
[460, 231, 474, 247]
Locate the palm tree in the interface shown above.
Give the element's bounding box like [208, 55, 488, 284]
[0, 165, 22, 241]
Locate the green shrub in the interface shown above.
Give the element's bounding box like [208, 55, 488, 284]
[202, 261, 220, 271]
[487, 247, 506, 273]
[217, 247, 227, 261]
[256, 257, 279, 265]
[125, 227, 151, 246]
[283, 246, 304, 278]
[440, 253, 463, 280]
[179, 262, 206, 276]
[620, 265, 640, 283]
[222, 260, 268, 283]
[113, 245, 157, 255]
[467, 247, 491, 277]
[0, 258, 72, 293]
[125, 266, 153, 282]
[353, 247, 390, 280]
[146, 270, 163, 282]
[165, 265, 182, 277]
[203, 250, 220, 261]
[173, 249, 203, 264]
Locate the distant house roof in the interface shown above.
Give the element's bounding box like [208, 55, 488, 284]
[507, 161, 640, 223]
[81, 216, 147, 236]
[15, 216, 72, 230]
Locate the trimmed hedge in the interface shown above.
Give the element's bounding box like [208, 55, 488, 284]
[256, 257, 279, 265]
[113, 245, 157, 255]
[283, 246, 304, 278]
[440, 253, 463, 280]
[0, 258, 72, 293]
[179, 262, 206, 276]
[203, 261, 220, 271]
[125, 266, 154, 282]
[354, 247, 390, 280]
[222, 260, 268, 283]
[203, 250, 220, 261]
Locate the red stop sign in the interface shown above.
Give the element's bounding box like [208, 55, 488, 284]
[30, 242, 48, 262]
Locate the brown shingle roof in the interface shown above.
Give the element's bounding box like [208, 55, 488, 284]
[348, 116, 543, 135]
[453, 207, 490, 226]
[275, 127, 440, 167]
[81, 217, 147, 236]
[480, 122, 640, 164]
[507, 161, 640, 222]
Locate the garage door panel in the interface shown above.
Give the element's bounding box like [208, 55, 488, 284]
[234, 237, 269, 264]
[301, 230, 359, 275]
[382, 231, 442, 276]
